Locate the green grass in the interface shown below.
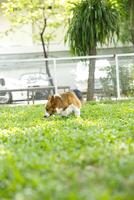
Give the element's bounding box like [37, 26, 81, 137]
[0, 100, 134, 200]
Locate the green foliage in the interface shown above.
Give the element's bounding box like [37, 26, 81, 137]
[100, 64, 134, 97]
[0, 101, 134, 199]
[116, 0, 134, 45]
[0, 0, 64, 43]
[65, 0, 120, 56]
[119, 66, 134, 96]
[100, 65, 117, 97]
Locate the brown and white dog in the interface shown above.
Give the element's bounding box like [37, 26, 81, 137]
[44, 90, 82, 117]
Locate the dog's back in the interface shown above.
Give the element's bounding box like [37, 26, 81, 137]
[60, 91, 82, 108]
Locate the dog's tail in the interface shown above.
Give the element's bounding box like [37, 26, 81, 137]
[73, 89, 83, 102]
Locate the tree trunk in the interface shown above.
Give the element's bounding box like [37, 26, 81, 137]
[40, 34, 54, 87]
[40, 18, 55, 94]
[87, 47, 97, 101]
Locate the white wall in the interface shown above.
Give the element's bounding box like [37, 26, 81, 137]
[0, 15, 68, 54]
[0, 15, 33, 46]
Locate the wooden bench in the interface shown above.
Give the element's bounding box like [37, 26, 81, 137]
[0, 86, 70, 104]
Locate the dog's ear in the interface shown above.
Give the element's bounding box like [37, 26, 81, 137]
[48, 95, 52, 100]
[48, 95, 55, 100]
[50, 95, 55, 102]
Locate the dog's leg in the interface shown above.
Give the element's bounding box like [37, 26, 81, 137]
[56, 108, 63, 115]
[61, 105, 74, 117]
[61, 110, 68, 117]
[61, 105, 80, 117]
[73, 106, 81, 117]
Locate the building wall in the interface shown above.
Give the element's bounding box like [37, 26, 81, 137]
[1, 14, 133, 56]
[0, 15, 68, 54]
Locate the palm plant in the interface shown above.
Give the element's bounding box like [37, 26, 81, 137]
[65, 0, 120, 100]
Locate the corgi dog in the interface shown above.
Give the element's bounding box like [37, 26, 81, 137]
[44, 90, 82, 117]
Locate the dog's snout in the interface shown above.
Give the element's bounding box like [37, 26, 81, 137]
[44, 112, 50, 118]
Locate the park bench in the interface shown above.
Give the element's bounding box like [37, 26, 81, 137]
[0, 85, 70, 104]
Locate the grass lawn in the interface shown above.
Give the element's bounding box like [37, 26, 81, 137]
[0, 100, 134, 200]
